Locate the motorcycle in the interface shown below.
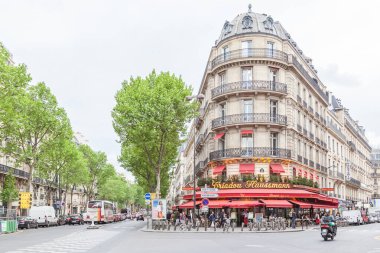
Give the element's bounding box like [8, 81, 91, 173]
[320, 221, 337, 241]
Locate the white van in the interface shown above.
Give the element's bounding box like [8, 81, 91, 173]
[342, 210, 363, 225]
[30, 206, 58, 227]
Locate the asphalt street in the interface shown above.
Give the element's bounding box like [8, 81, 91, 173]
[1, 221, 380, 253]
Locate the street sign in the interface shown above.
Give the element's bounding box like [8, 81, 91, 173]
[202, 198, 209, 206]
[201, 206, 209, 213]
[201, 188, 218, 192]
[18, 192, 32, 209]
[145, 193, 151, 200]
[201, 193, 218, 198]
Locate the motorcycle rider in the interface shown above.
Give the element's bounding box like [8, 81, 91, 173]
[321, 211, 337, 235]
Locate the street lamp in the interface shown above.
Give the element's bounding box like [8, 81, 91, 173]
[186, 94, 205, 226]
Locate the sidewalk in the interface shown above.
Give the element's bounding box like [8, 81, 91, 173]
[141, 226, 312, 233]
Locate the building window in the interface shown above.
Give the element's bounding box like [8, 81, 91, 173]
[303, 88, 306, 101]
[297, 111, 301, 125]
[309, 120, 313, 134]
[219, 72, 226, 86]
[269, 68, 278, 90]
[270, 100, 278, 122]
[297, 83, 301, 96]
[310, 146, 313, 161]
[309, 94, 312, 108]
[267, 42, 275, 57]
[241, 133, 253, 156]
[218, 134, 225, 151]
[241, 40, 252, 57]
[303, 115, 307, 130]
[328, 136, 331, 149]
[243, 99, 253, 122]
[220, 103, 226, 118]
[270, 132, 278, 155]
[222, 46, 229, 61]
[304, 143, 307, 158]
[242, 67, 253, 88]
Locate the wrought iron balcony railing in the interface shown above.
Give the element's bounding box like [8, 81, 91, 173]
[308, 106, 314, 114]
[309, 160, 315, 168]
[303, 101, 308, 108]
[297, 155, 303, 163]
[303, 157, 309, 165]
[211, 80, 287, 99]
[212, 113, 287, 129]
[316, 163, 321, 170]
[346, 177, 361, 188]
[210, 147, 291, 161]
[211, 48, 288, 69]
[0, 163, 29, 179]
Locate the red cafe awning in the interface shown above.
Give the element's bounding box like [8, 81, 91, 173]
[289, 200, 312, 209]
[270, 163, 285, 173]
[241, 130, 253, 135]
[213, 165, 226, 175]
[260, 199, 292, 208]
[239, 163, 255, 174]
[312, 204, 338, 209]
[214, 132, 225, 140]
[207, 200, 263, 208]
[178, 201, 201, 209]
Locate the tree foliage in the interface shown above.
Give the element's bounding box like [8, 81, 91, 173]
[0, 172, 19, 208]
[112, 70, 195, 197]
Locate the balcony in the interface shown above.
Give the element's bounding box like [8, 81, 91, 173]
[316, 163, 321, 170]
[371, 173, 380, 178]
[335, 171, 345, 181]
[315, 112, 320, 119]
[346, 178, 361, 188]
[308, 106, 314, 114]
[290, 57, 328, 102]
[195, 134, 205, 151]
[327, 121, 346, 141]
[303, 157, 309, 165]
[211, 113, 287, 130]
[211, 81, 287, 100]
[309, 160, 315, 168]
[297, 95, 302, 104]
[211, 48, 288, 69]
[195, 158, 209, 175]
[209, 147, 291, 161]
[0, 163, 29, 179]
[297, 155, 303, 163]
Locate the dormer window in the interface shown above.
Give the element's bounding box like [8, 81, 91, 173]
[264, 16, 274, 30]
[223, 21, 233, 35]
[242, 15, 253, 29]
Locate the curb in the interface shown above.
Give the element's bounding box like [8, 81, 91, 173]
[140, 228, 305, 233]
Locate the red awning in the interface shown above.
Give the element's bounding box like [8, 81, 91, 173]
[260, 199, 292, 208]
[289, 200, 312, 209]
[207, 200, 263, 208]
[178, 201, 201, 209]
[270, 163, 285, 173]
[240, 164, 255, 174]
[312, 204, 338, 209]
[213, 165, 226, 175]
[214, 133, 225, 140]
[241, 130, 253, 135]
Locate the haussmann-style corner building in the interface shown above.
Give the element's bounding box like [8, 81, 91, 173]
[167, 5, 375, 219]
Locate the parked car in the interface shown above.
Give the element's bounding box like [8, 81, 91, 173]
[57, 215, 67, 226]
[136, 214, 144, 221]
[67, 214, 84, 225]
[18, 217, 38, 229]
[30, 206, 58, 227]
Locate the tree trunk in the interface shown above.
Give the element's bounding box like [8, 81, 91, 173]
[155, 169, 161, 199]
[70, 185, 74, 215]
[63, 185, 68, 215]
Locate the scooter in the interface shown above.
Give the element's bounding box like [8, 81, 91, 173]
[320, 222, 337, 241]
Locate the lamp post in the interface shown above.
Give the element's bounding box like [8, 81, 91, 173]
[186, 94, 205, 227]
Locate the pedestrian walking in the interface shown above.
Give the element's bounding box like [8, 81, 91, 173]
[291, 210, 296, 229]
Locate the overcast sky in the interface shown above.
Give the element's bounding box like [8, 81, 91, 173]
[1, 0, 380, 179]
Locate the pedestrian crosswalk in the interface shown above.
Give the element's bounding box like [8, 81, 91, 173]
[6, 230, 120, 253]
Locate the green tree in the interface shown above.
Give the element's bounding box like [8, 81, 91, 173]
[0, 172, 19, 209]
[79, 144, 108, 201]
[98, 177, 128, 207]
[0, 81, 72, 192]
[112, 70, 195, 197]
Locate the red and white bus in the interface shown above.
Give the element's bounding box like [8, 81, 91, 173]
[85, 200, 114, 224]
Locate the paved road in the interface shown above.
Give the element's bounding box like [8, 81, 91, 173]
[1, 221, 380, 253]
